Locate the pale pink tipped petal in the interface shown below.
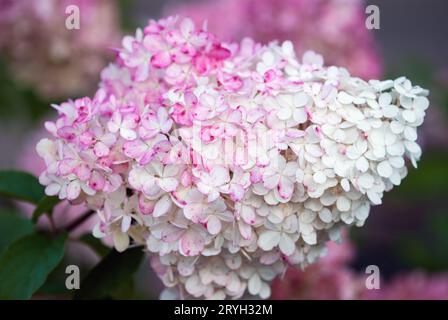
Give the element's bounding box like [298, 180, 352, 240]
[94, 141, 110, 157]
[206, 215, 222, 235]
[158, 177, 179, 192]
[151, 51, 172, 68]
[89, 171, 106, 191]
[153, 195, 173, 217]
[277, 177, 294, 200]
[123, 140, 147, 159]
[179, 230, 205, 256]
[184, 203, 204, 223]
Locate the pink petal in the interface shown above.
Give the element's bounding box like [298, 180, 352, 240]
[123, 140, 147, 159]
[238, 221, 252, 240]
[184, 203, 205, 223]
[89, 171, 106, 191]
[151, 51, 172, 68]
[138, 194, 155, 215]
[179, 230, 205, 256]
[94, 141, 110, 157]
[206, 216, 222, 235]
[277, 177, 294, 200]
[240, 205, 256, 225]
[161, 225, 184, 243]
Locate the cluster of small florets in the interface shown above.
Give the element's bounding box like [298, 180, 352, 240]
[167, 0, 382, 79]
[36, 17, 428, 299]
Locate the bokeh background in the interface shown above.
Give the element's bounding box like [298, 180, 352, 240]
[0, 0, 447, 299]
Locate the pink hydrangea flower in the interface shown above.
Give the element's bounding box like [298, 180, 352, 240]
[17, 128, 94, 237]
[0, 0, 120, 99]
[166, 0, 382, 79]
[36, 16, 428, 300]
[362, 272, 448, 300]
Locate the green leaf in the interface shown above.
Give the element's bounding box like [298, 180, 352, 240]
[0, 170, 44, 204]
[389, 153, 448, 198]
[75, 247, 144, 300]
[79, 234, 111, 258]
[32, 196, 60, 223]
[0, 212, 34, 256]
[0, 233, 67, 299]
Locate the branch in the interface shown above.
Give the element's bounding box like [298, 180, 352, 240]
[63, 210, 95, 233]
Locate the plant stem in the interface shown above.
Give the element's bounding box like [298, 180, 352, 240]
[64, 210, 95, 233]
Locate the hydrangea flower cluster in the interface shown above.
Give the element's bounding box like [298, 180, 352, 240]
[0, 0, 120, 99]
[18, 128, 93, 237]
[166, 0, 382, 79]
[36, 17, 428, 299]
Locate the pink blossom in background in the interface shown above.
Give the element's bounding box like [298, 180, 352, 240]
[166, 0, 382, 79]
[0, 0, 120, 99]
[271, 236, 448, 300]
[271, 237, 363, 300]
[363, 272, 448, 300]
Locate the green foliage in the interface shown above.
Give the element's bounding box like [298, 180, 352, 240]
[397, 210, 448, 272]
[32, 196, 60, 223]
[0, 233, 67, 299]
[388, 152, 448, 198]
[117, 0, 140, 32]
[0, 58, 50, 121]
[0, 170, 45, 204]
[75, 247, 144, 300]
[0, 212, 34, 256]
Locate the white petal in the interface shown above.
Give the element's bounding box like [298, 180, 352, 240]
[318, 209, 333, 223]
[45, 183, 61, 196]
[67, 180, 81, 200]
[377, 161, 393, 178]
[258, 231, 281, 251]
[313, 171, 327, 184]
[336, 196, 351, 212]
[294, 92, 309, 107]
[355, 157, 369, 172]
[206, 215, 222, 235]
[279, 234, 295, 255]
[358, 173, 374, 189]
[248, 273, 262, 296]
[153, 195, 172, 217]
[293, 108, 308, 123]
[277, 107, 292, 120]
[302, 232, 317, 245]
